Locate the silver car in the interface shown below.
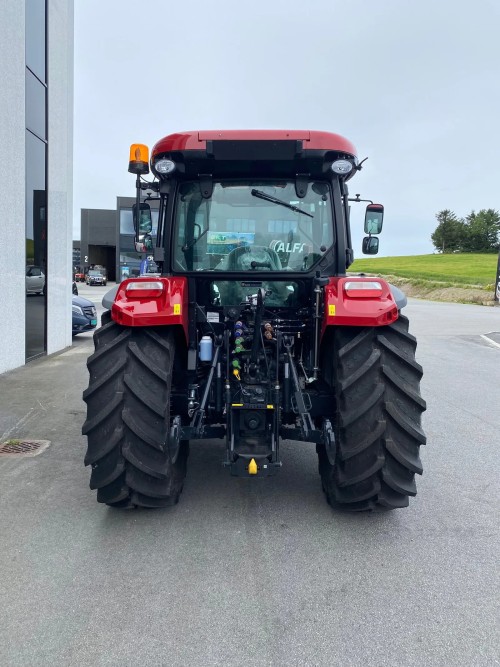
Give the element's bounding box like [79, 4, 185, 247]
[85, 270, 106, 286]
[26, 266, 45, 295]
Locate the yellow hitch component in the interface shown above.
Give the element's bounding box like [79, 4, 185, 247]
[233, 369, 241, 381]
[248, 458, 258, 475]
[128, 143, 150, 175]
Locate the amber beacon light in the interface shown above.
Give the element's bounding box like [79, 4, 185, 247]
[128, 143, 150, 174]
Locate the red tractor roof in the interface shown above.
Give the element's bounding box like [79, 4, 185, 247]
[152, 130, 357, 160]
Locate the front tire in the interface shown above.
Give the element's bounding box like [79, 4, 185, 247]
[317, 314, 426, 511]
[82, 311, 188, 508]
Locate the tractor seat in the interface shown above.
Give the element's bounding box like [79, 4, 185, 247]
[225, 245, 282, 271]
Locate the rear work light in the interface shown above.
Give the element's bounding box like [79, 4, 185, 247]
[344, 281, 383, 297]
[125, 281, 164, 297]
[331, 159, 353, 175]
[154, 159, 176, 174]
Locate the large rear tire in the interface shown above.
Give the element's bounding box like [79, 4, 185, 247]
[82, 311, 188, 508]
[317, 314, 426, 511]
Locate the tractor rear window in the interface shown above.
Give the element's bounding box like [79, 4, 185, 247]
[210, 280, 299, 307]
[173, 181, 334, 272]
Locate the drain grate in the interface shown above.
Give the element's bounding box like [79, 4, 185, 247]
[0, 439, 51, 458]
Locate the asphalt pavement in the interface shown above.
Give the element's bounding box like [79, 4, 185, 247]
[0, 290, 499, 667]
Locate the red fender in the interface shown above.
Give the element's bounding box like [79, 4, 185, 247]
[322, 277, 399, 336]
[111, 277, 188, 342]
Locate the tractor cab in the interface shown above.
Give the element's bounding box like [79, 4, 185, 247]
[131, 131, 363, 278]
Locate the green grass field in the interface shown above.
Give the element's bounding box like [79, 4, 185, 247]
[350, 253, 498, 287]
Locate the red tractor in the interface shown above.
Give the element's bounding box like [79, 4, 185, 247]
[82, 130, 426, 511]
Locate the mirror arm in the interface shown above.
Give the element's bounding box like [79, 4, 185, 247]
[139, 181, 159, 192]
[134, 174, 141, 236]
[348, 194, 374, 204]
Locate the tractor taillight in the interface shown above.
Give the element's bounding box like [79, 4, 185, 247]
[125, 281, 164, 298]
[344, 281, 383, 297]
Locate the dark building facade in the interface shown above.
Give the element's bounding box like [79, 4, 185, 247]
[79, 208, 117, 281]
[77, 197, 159, 283]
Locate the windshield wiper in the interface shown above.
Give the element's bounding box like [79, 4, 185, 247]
[251, 189, 314, 218]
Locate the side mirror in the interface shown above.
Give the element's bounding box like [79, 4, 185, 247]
[133, 202, 152, 235]
[362, 236, 379, 255]
[133, 203, 153, 253]
[135, 234, 153, 253]
[364, 204, 384, 234]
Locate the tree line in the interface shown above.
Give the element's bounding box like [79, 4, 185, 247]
[431, 209, 500, 253]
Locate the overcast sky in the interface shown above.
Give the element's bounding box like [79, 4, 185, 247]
[73, 0, 500, 257]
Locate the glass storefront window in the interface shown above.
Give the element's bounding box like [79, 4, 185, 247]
[26, 71, 46, 140]
[120, 208, 158, 235]
[26, 0, 46, 83]
[119, 254, 141, 281]
[26, 130, 47, 359]
[25, 0, 47, 362]
[119, 209, 134, 235]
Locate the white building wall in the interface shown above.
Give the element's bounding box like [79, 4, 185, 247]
[0, 1, 27, 374]
[0, 0, 73, 375]
[47, 0, 74, 354]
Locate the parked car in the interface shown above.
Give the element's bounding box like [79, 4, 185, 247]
[26, 265, 45, 295]
[74, 271, 85, 282]
[72, 295, 97, 335]
[86, 270, 106, 286]
[93, 265, 108, 280]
